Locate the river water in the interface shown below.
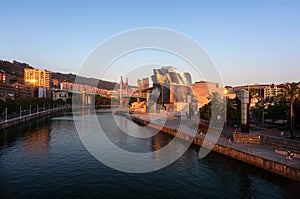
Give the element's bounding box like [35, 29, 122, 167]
[0, 110, 299, 199]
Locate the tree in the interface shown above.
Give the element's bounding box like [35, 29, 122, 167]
[294, 98, 300, 128]
[95, 94, 111, 106]
[199, 92, 226, 122]
[199, 101, 211, 121]
[244, 88, 258, 133]
[265, 98, 287, 124]
[279, 82, 300, 137]
[4, 99, 16, 114]
[226, 97, 241, 126]
[0, 99, 5, 115]
[210, 92, 226, 121]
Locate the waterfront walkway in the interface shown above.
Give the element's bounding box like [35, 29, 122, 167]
[192, 120, 299, 169]
[130, 114, 300, 172]
[0, 106, 70, 131]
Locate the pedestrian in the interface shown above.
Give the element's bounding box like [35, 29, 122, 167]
[287, 151, 295, 160]
[280, 132, 284, 137]
[199, 130, 203, 136]
[290, 151, 295, 160]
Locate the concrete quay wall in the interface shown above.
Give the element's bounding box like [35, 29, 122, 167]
[193, 137, 300, 182]
[130, 115, 300, 182]
[0, 107, 70, 131]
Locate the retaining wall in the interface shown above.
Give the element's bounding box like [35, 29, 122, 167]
[233, 133, 261, 144]
[260, 136, 300, 152]
[130, 116, 300, 182]
[0, 107, 70, 131]
[233, 133, 300, 152]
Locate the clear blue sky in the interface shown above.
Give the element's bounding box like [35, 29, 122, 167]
[1, 0, 300, 86]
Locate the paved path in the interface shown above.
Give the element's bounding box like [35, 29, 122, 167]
[131, 114, 300, 170]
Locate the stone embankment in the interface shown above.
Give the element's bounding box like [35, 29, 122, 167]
[128, 114, 300, 182]
[0, 106, 70, 131]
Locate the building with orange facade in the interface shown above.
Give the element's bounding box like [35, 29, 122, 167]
[24, 68, 51, 97]
[24, 68, 51, 89]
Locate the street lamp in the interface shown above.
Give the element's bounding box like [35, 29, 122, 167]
[262, 109, 265, 127]
[291, 114, 295, 138]
[20, 106, 21, 118]
[5, 107, 7, 122]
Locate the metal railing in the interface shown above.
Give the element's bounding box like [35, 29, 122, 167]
[0, 104, 67, 124]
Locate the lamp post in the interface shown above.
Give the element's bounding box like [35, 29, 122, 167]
[259, 99, 265, 127]
[5, 107, 7, 122]
[37, 105, 39, 113]
[291, 114, 295, 138]
[30, 105, 31, 116]
[20, 106, 21, 118]
[224, 102, 227, 128]
[241, 89, 249, 133]
[161, 84, 164, 111]
[187, 94, 191, 119]
[223, 90, 228, 128]
[262, 108, 265, 127]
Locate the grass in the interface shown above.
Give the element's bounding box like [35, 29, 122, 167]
[260, 123, 284, 129]
[287, 129, 300, 135]
[278, 126, 300, 136]
[249, 127, 262, 132]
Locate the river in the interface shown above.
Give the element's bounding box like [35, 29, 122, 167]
[0, 110, 299, 198]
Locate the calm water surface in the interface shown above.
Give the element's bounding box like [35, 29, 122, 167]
[0, 110, 300, 199]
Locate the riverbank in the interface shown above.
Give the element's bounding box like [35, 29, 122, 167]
[126, 113, 300, 182]
[0, 106, 71, 131]
[2, 112, 299, 198]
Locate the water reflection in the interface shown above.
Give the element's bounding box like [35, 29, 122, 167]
[23, 126, 50, 157]
[1, 111, 300, 199]
[0, 116, 51, 148]
[153, 132, 172, 151]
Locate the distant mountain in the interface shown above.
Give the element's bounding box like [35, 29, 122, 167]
[0, 60, 118, 90]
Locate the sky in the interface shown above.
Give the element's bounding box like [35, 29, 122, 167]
[0, 0, 300, 86]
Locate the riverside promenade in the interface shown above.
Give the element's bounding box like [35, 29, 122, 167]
[0, 106, 70, 131]
[127, 113, 300, 182]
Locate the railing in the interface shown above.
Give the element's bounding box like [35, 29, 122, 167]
[200, 133, 300, 169]
[0, 104, 69, 125]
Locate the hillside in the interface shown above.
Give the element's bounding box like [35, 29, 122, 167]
[51, 72, 117, 90]
[0, 60, 117, 90]
[0, 60, 33, 83]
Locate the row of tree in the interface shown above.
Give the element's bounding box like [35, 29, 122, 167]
[199, 96, 241, 126]
[251, 82, 300, 136]
[0, 94, 116, 115]
[199, 82, 300, 136]
[0, 97, 66, 114]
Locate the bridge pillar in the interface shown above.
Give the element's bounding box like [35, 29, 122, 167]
[82, 90, 85, 106]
